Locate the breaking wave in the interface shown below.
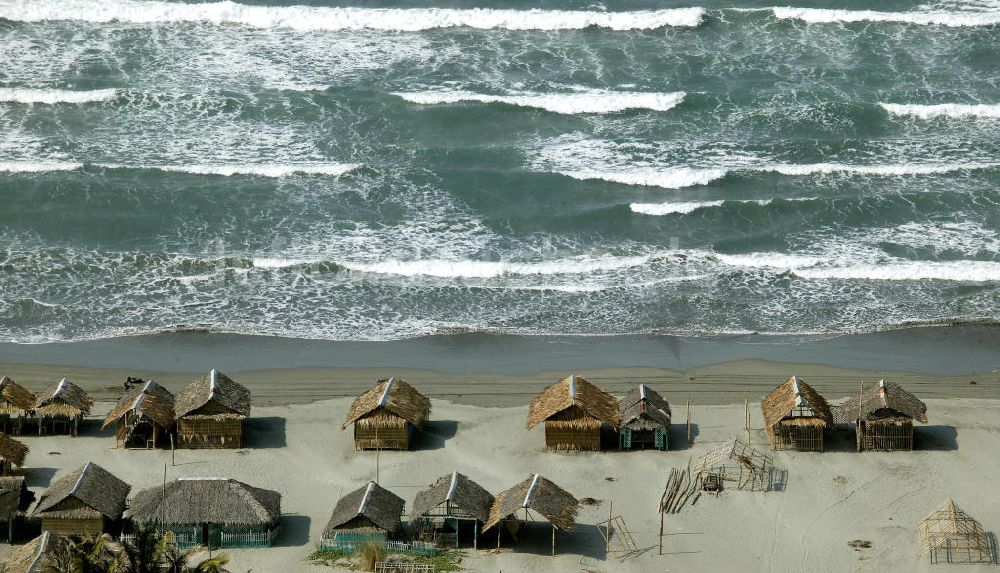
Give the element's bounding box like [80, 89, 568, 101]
[393, 90, 686, 115]
[880, 102, 1000, 119]
[770, 7, 1000, 27]
[0, 87, 118, 104]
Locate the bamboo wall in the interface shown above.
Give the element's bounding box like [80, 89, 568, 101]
[544, 423, 601, 451]
[767, 422, 824, 452]
[354, 423, 410, 450]
[857, 418, 913, 451]
[42, 517, 106, 536]
[177, 418, 243, 449]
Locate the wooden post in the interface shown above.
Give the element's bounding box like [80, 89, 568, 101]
[658, 508, 664, 555]
[473, 520, 478, 550]
[170, 434, 175, 466]
[551, 523, 555, 556]
[686, 400, 692, 444]
[606, 500, 612, 554]
[744, 398, 750, 445]
[857, 380, 864, 452]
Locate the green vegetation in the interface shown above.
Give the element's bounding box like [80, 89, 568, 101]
[307, 545, 463, 571]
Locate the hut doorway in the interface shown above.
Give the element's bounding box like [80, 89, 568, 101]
[119, 419, 159, 449]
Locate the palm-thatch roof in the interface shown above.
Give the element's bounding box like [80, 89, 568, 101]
[0, 377, 35, 416]
[2, 531, 71, 573]
[101, 380, 176, 430]
[411, 472, 495, 524]
[483, 474, 579, 533]
[619, 384, 671, 430]
[761, 376, 832, 428]
[33, 378, 93, 418]
[32, 462, 130, 521]
[0, 434, 28, 469]
[0, 476, 34, 520]
[125, 477, 280, 528]
[175, 370, 251, 420]
[527, 375, 620, 429]
[341, 378, 431, 430]
[323, 482, 405, 536]
[831, 379, 928, 425]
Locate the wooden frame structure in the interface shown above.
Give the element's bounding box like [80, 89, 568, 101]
[175, 370, 251, 449]
[33, 378, 93, 437]
[102, 380, 176, 449]
[527, 375, 620, 451]
[918, 498, 993, 564]
[410, 472, 494, 549]
[694, 439, 775, 492]
[833, 379, 928, 452]
[618, 384, 671, 451]
[321, 481, 405, 551]
[761, 376, 832, 452]
[0, 377, 35, 436]
[32, 462, 131, 536]
[483, 474, 579, 556]
[342, 377, 431, 451]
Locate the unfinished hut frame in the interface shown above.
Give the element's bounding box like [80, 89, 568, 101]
[761, 376, 832, 452]
[0, 377, 35, 436]
[411, 472, 495, 549]
[342, 377, 431, 451]
[694, 439, 775, 492]
[33, 378, 93, 437]
[102, 380, 176, 449]
[175, 369, 251, 449]
[834, 380, 928, 452]
[32, 462, 131, 537]
[618, 384, 671, 451]
[527, 375, 620, 451]
[483, 474, 579, 556]
[321, 481, 405, 551]
[125, 477, 281, 548]
[918, 498, 993, 564]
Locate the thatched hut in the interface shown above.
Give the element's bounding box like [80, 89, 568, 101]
[618, 384, 671, 451]
[527, 375, 620, 451]
[33, 378, 92, 437]
[0, 434, 28, 477]
[32, 462, 130, 536]
[175, 370, 250, 449]
[101, 380, 176, 449]
[342, 377, 431, 451]
[0, 477, 34, 542]
[918, 498, 991, 564]
[321, 482, 405, 551]
[125, 477, 281, 548]
[411, 472, 495, 548]
[483, 474, 579, 555]
[0, 377, 35, 435]
[833, 379, 928, 452]
[761, 376, 832, 452]
[1, 531, 71, 573]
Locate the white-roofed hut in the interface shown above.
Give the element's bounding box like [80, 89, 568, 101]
[618, 384, 671, 451]
[482, 474, 579, 556]
[101, 380, 176, 449]
[320, 481, 405, 551]
[0, 377, 35, 435]
[31, 462, 131, 536]
[527, 375, 620, 451]
[411, 472, 495, 549]
[761, 376, 832, 452]
[175, 370, 250, 449]
[33, 378, 92, 437]
[342, 377, 431, 451]
[833, 379, 928, 452]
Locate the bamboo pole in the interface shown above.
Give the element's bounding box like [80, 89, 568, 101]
[607, 500, 612, 554]
[658, 508, 664, 555]
[744, 398, 750, 444]
[551, 523, 555, 556]
[857, 380, 864, 452]
[686, 400, 692, 444]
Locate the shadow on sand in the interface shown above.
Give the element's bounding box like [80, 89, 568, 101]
[23, 467, 58, 489]
[666, 423, 699, 451]
[412, 420, 458, 451]
[501, 521, 607, 560]
[275, 514, 311, 548]
[243, 416, 287, 449]
[917, 425, 958, 451]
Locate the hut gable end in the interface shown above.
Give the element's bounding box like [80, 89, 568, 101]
[33, 378, 93, 417]
[0, 377, 36, 415]
[527, 375, 620, 429]
[484, 474, 579, 533]
[102, 380, 176, 430]
[411, 472, 495, 523]
[323, 482, 404, 536]
[175, 370, 251, 419]
[761, 376, 832, 428]
[33, 462, 130, 521]
[341, 378, 431, 430]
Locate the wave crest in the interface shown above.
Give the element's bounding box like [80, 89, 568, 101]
[393, 90, 686, 114]
[0, 88, 118, 104]
[880, 102, 1000, 119]
[771, 7, 1000, 27]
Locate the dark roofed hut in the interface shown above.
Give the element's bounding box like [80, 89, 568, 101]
[0, 477, 34, 542]
[125, 477, 281, 548]
[1, 531, 72, 573]
[411, 472, 495, 549]
[32, 462, 131, 537]
[527, 375, 620, 451]
[761, 376, 832, 452]
[342, 378, 431, 451]
[619, 384, 671, 451]
[0, 434, 28, 477]
[175, 370, 251, 449]
[102, 380, 176, 449]
[321, 482, 405, 551]
[483, 474, 579, 556]
[834, 379, 928, 452]
[0, 377, 35, 435]
[34, 378, 93, 437]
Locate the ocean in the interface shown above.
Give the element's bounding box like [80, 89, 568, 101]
[1, 0, 999, 343]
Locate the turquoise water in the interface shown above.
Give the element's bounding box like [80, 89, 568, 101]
[2, 0, 1000, 342]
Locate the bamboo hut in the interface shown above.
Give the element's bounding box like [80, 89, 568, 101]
[101, 380, 176, 449]
[33, 378, 92, 437]
[341, 377, 431, 451]
[32, 462, 130, 536]
[483, 474, 579, 555]
[761, 376, 832, 452]
[321, 482, 405, 551]
[918, 498, 992, 564]
[411, 472, 495, 549]
[0, 377, 35, 435]
[0, 434, 28, 477]
[1, 531, 71, 573]
[0, 477, 34, 542]
[527, 375, 620, 451]
[175, 369, 250, 449]
[833, 379, 928, 452]
[125, 477, 281, 548]
[618, 384, 671, 451]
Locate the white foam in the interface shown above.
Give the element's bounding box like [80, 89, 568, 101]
[715, 252, 827, 269]
[795, 261, 1000, 282]
[880, 102, 1000, 119]
[339, 252, 671, 279]
[0, 161, 84, 173]
[96, 162, 361, 178]
[252, 257, 307, 269]
[760, 162, 997, 176]
[560, 167, 728, 189]
[0, 87, 118, 104]
[630, 201, 725, 215]
[771, 7, 1000, 27]
[0, 1, 705, 31]
[393, 90, 686, 115]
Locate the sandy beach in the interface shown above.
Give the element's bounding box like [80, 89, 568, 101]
[0, 330, 998, 572]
